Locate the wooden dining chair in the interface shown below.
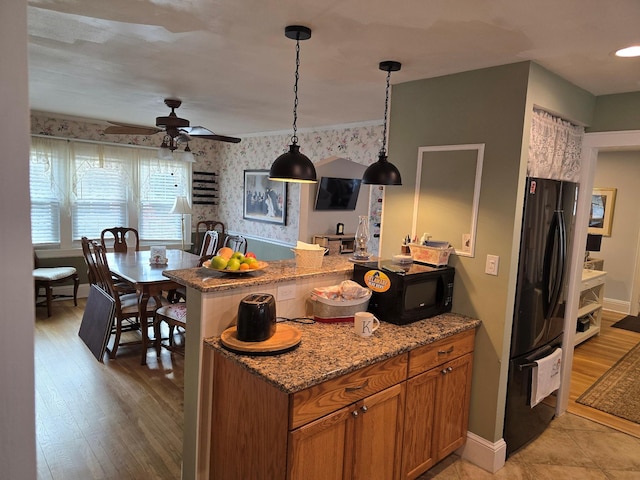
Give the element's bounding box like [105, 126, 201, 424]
[91, 241, 167, 360]
[82, 237, 135, 294]
[223, 234, 248, 254]
[154, 303, 187, 356]
[33, 251, 79, 317]
[195, 220, 225, 254]
[100, 227, 140, 253]
[200, 230, 219, 258]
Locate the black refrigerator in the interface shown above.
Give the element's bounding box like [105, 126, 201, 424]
[504, 177, 578, 457]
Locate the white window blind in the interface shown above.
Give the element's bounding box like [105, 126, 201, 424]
[29, 136, 191, 247]
[30, 137, 67, 245]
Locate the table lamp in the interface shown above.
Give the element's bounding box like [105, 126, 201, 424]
[170, 196, 192, 251]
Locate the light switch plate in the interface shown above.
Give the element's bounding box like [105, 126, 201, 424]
[485, 254, 499, 276]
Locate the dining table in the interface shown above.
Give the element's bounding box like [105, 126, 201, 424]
[106, 249, 201, 365]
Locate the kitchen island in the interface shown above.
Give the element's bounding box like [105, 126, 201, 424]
[163, 256, 355, 480]
[205, 314, 480, 480]
[164, 256, 480, 479]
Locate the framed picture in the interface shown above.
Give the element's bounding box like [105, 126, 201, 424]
[243, 170, 287, 225]
[588, 187, 617, 237]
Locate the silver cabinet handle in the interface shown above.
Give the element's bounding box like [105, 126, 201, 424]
[352, 410, 359, 417]
[361, 405, 368, 413]
[438, 346, 454, 355]
[441, 366, 454, 375]
[345, 379, 370, 393]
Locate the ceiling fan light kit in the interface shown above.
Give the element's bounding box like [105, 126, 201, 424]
[363, 60, 403, 186]
[269, 25, 317, 183]
[104, 97, 241, 162]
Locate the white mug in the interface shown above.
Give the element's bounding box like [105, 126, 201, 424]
[354, 312, 380, 338]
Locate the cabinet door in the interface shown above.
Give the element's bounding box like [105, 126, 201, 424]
[432, 353, 474, 461]
[350, 383, 405, 480]
[287, 406, 351, 480]
[401, 368, 439, 479]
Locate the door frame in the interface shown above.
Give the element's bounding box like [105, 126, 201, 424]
[557, 129, 640, 414]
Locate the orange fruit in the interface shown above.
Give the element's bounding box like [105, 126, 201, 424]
[249, 261, 261, 269]
[239, 263, 250, 271]
[217, 246, 234, 260]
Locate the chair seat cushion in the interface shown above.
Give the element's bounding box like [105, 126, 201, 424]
[156, 303, 188, 322]
[33, 267, 77, 281]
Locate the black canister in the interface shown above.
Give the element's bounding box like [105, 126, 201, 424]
[236, 293, 277, 342]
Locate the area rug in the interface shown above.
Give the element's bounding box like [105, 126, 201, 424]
[577, 341, 640, 424]
[612, 314, 640, 333]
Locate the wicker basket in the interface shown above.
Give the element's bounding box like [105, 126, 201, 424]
[310, 291, 372, 323]
[291, 248, 327, 269]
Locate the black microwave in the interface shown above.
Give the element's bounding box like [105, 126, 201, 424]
[352, 261, 455, 325]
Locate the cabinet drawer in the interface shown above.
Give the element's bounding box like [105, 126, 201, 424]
[290, 353, 408, 429]
[408, 329, 475, 378]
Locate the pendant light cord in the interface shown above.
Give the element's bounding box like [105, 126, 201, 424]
[292, 35, 301, 145]
[380, 68, 391, 156]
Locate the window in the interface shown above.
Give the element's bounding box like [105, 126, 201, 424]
[30, 136, 191, 248]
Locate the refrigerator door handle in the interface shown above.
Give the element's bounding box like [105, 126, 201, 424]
[542, 210, 566, 319]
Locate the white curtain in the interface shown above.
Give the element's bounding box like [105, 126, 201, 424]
[528, 109, 584, 182]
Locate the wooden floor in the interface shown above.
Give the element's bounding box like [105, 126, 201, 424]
[35, 298, 185, 480]
[568, 309, 640, 438]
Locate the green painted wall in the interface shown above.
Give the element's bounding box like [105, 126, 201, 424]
[588, 92, 640, 132]
[383, 61, 596, 443]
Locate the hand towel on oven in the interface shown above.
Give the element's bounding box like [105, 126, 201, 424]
[530, 347, 562, 407]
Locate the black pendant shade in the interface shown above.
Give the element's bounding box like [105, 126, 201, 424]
[269, 25, 317, 183]
[269, 144, 317, 183]
[362, 152, 402, 185]
[362, 60, 402, 186]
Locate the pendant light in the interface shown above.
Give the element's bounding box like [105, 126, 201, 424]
[269, 25, 317, 183]
[362, 61, 402, 185]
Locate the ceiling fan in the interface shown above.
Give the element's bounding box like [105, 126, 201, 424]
[104, 98, 241, 145]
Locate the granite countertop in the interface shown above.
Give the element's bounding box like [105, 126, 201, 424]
[205, 313, 481, 394]
[163, 255, 354, 293]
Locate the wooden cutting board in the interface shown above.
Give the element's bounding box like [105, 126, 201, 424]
[220, 323, 302, 355]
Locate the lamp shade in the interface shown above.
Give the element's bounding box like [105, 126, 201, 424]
[170, 196, 192, 215]
[362, 152, 402, 185]
[269, 144, 317, 183]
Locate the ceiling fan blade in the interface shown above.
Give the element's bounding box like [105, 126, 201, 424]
[183, 126, 241, 143]
[104, 124, 161, 136]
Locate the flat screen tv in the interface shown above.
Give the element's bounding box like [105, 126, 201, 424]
[314, 177, 362, 211]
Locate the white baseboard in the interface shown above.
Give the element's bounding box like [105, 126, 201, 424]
[456, 431, 506, 473]
[603, 298, 630, 314]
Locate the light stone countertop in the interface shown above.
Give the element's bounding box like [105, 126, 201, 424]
[163, 255, 354, 293]
[205, 313, 481, 394]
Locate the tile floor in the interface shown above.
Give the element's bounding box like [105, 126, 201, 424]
[419, 413, 640, 479]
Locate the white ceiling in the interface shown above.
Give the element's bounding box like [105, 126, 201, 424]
[27, 0, 640, 137]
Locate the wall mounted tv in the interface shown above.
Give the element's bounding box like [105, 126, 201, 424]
[314, 177, 362, 211]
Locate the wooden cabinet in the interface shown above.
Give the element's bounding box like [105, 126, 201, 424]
[210, 329, 475, 480]
[401, 330, 475, 480]
[574, 268, 607, 346]
[288, 383, 405, 480]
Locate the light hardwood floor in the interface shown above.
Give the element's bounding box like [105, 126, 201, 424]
[35, 298, 184, 480]
[567, 309, 640, 438]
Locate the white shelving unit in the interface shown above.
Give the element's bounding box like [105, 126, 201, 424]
[574, 268, 607, 346]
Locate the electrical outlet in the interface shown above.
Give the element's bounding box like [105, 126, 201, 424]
[277, 284, 296, 301]
[485, 254, 499, 276]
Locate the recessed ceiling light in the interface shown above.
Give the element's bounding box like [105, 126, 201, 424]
[615, 45, 640, 57]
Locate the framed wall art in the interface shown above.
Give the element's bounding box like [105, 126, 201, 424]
[588, 187, 616, 236]
[243, 170, 287, 225]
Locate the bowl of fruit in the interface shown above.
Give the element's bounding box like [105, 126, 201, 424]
[202, 247, 268, 274]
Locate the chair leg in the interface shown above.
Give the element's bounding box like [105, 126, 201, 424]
[154, 315, 162, 357]
[45, 283, 53, 317]
[72, 275, 79, 306]
[110, 318, 122, 359]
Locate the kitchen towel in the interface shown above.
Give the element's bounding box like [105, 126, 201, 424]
[530, 347, 562, 407]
